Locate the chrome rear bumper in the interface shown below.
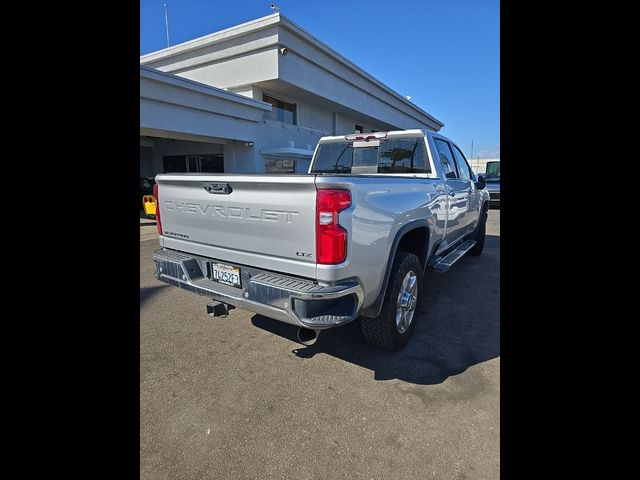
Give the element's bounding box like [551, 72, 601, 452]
[152, 248, 364, 329]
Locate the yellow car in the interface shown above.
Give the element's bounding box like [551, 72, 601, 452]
[142, 194, 156, 217]
[140, 177, 157, 218]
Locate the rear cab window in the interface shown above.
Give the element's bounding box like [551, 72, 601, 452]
[311, 135, 431, 174]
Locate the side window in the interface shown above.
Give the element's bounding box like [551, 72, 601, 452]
[434, 139, 458, 179]
[451, 145, 472, 181]
[377, 137, 430, 173]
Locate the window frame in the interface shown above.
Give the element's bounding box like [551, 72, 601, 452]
[450, 144, 474, 181]
[433, 138, 459, 179]
[263, 93, 297, 126]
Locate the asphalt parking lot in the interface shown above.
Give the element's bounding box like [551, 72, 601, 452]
[140, 210, 500, 479]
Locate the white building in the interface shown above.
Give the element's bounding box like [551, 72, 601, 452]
[140, 13, 443, 175]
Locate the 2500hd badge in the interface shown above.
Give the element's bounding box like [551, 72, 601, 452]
[162, 230, 190, 239]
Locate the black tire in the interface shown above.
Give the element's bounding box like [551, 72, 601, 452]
[361, 252, 422, 351]
[468, 206, 488, 256]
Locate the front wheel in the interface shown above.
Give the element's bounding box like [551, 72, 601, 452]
[468, 207, 488, 256]
[361, 252, 422, 351]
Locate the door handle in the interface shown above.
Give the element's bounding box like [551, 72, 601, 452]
[203, 182, 232, 194]
[448, 189, 456, 197]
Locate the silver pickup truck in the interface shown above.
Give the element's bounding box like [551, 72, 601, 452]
[152, 129, 489, 350]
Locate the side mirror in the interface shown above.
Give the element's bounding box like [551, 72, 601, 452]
[475, 175, 486, 190]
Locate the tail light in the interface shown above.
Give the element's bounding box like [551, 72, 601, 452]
[316, 189, 351, 264]
[153, 183, 163, 235]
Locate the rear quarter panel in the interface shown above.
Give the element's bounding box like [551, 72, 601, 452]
[315, 175, 447, 308]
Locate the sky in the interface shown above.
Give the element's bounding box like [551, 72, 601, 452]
[140, 0, 500, 159]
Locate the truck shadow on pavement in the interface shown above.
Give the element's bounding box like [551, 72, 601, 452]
[140, 284, 169, 308]
[251, 235, 500, 385]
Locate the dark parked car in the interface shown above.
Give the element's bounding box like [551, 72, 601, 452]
[140, 177, 156, 196]
[483, 161, 500, 207]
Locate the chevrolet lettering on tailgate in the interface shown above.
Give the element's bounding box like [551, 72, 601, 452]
[163, 201, 299, 223]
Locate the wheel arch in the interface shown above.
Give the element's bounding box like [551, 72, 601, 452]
[360, 220, 430, 319]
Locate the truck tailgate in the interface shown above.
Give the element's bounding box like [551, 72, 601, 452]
[155, 174, 317, 279]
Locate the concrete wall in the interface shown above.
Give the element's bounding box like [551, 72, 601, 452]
[297, 102, 333, 133]
[276, 25, 441, 131]
[256, 119, 323, 149]
[231, 89, 334, 172]
[140, 67, 270, 144]
[277, 50, 427, 131]
[143, 24, 279, 74]
[176, 49, 280, 89]
[228, 85, 263, 99]
[333, 113, 382, 135]
[223, 141, 261, 173]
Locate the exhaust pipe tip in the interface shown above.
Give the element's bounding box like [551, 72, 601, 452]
[297, 327, 320, 346]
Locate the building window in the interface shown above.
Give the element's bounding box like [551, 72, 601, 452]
[263, 94, 296, 125]
[163, 155, 187, 173]
[163, 154, 224, 173]
[264, 158, 295, 173]
[355, 124, 363, 133]
[199, 155, 224, 172]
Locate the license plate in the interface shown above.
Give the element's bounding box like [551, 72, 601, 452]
[210, 263, 242, 288]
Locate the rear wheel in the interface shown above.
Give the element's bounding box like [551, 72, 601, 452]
[361, 252, 421, 351]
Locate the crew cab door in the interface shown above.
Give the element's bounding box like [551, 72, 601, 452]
[433, 138, 473, 244]
[450, 143, 481, 234]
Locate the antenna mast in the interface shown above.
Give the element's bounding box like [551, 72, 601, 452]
[164, 2, 170, 48]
